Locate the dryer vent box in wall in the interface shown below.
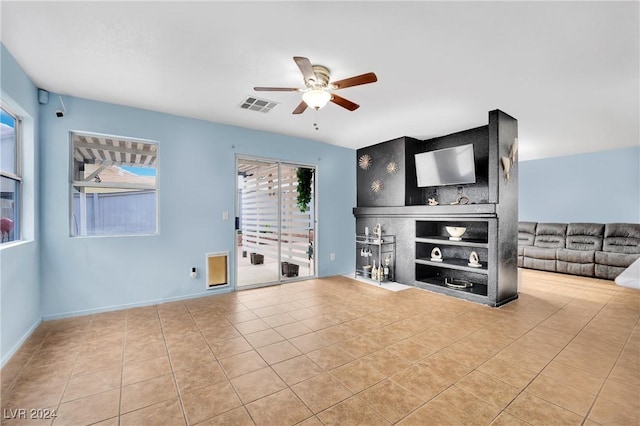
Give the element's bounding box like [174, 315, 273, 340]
[206, 252, 229, 288]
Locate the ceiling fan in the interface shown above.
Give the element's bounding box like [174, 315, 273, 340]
[254, 56, 377, 114]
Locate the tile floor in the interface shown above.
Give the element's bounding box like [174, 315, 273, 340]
[1, 269, 638, 425]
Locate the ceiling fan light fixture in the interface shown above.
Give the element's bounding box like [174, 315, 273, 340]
[302, 89, 331, 110]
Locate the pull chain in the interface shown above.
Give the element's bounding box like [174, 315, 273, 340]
[313, 108, 319, 131]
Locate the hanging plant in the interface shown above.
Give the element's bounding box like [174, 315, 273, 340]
[296, 167, 314, 212]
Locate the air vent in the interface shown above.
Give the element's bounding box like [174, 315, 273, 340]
[239, 96, 279, 113]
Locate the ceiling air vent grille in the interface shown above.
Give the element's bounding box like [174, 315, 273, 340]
[239, 96, 279, 113]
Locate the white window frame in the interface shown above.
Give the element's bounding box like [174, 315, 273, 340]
[0, 103, 22, 244]
[70, 131, 159, 237]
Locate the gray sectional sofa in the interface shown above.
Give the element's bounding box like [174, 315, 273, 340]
[518, 222, 640, 280]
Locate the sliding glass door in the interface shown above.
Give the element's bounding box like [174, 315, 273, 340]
[236, 157, 315, 288]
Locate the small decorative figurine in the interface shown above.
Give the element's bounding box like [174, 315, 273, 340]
[431, 247, 443, 262]
[468, 251, 482, 268]
[428, 198, 439, 206]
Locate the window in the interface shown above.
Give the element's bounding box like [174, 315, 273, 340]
[71, 132, 158, 236]
[1, 105, 21, 243]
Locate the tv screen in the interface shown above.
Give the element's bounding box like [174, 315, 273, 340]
[415, 144, 476, 187]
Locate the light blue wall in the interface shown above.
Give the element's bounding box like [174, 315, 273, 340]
[519, 146, 640, 223]
[39, 95, 356, 319]
[0, 44, 41, 365]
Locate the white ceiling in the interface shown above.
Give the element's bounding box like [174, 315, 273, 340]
[1, 1, 638, 161]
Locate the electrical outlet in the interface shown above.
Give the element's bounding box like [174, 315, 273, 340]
[330, 253, 335, 261]
[222, 211, 229, 220]
[190, 267, 197, 278]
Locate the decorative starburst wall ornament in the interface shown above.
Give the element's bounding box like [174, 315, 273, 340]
[371, 180, 383, 193]
[358, 154, 372, 170]
[386, 161, 398, 175]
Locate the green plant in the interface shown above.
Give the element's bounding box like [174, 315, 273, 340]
[296, 167, 314, 212]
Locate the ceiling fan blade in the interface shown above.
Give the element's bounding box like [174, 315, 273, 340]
[254, 87, 300, 92]
[330, 94, 359, 111]
[293, 56, 316, 84]
[292, 101, 308, 114]
[331, 72, 378, 90]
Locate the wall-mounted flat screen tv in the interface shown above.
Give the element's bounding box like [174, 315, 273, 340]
[415, 143, 476, 187]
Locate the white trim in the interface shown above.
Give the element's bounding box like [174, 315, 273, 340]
[1, 319, 41, 368]
[41, 288, 233, 321]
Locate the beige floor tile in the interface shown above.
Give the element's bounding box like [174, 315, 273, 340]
[123, 354, 171, 385]
[181, 380, 243, 425]
[429, 385, 502, 425]
[201, 324, 242, 342]
[120, 397, 186, 426]
[173, 361, 227, 394]
[168, 346, 216, 372]
[315, 324, 360, 344]
[274, 322, 314, 339]
[456, 370, 520, 409]
[271, 355, 323, 386]
[62, 366, 121, 402]
[218, 350, 268, 378]
[385, 338, 433, 362]
[209, 336, 252, 359]
[124, 340, 167, 363]
[489, 411, 531, 426]
[335, 335, 383, 358]
[4, 274, 639, 426]
[194, 406, 255, 426]
[306, 344, 357, 372]
[359, 379, 425, 423]
[506, 392, 584, 425]
[243, 328, 285, 348]
[540, 359, 604, 395]
[525, 374, 596, 416]
[234, 318, 270, 335]
[495, 345, 552, 373]
[598, 378, 640, 411]
[588, 396, 639, 426]
[289, 332, 331, 353]
[72, 351, 122, 376]
[231, 367, 287, 404]
[245, 388, 312, 426]
[291, 373, 352, 413]
[361, 348, 413, 377]
[262, 313, 297, 327]
[389, 363, 451, 401]
[54, 389, 120, 425]
[317, 396, 390, 426]
[396, 401, 462, 425]
[120, 374, 178, 414]
[553, 349, 614, 379]
[330, 359, 386, 393]
[255, 340, 302, 365]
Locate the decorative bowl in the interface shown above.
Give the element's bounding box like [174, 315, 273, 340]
[445, 226, 466, 240]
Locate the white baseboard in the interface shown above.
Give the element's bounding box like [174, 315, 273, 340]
[1, 319, 42, 368]
[42, 287, 233, 321]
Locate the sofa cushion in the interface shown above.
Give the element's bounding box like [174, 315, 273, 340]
[518, 222, 537, 247]
[557, 261, 595, 277]
[557, 248, 595, 263]
[595, 251, 639, 268]
[523, 246, 558, 271]
[533, 223, 567, 249]
[603, 223, 640, 254]
[566, 223, 604, 251]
